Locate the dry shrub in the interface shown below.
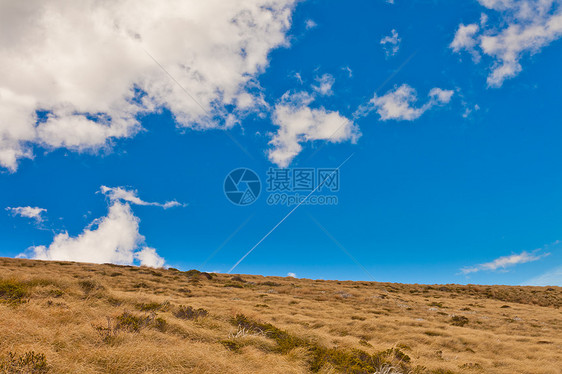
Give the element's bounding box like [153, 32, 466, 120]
[174, 305, 208, 320]
[0, 279, 28, 305]
[0, 351, 49, 373]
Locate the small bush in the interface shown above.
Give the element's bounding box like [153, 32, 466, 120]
[136, 301, 170, 312]
[231, 276, 246, 283]
[115, 311, 151, 332]
[259, 281, 281, 287]
[132, 282, 149, 289]
[174, 305, 208, 320]
[0, 351, 49, 373]
[424, 331, 443, 337]
[0, 279, 29, 304]
[184, 270, 213, 280]
[78, 280, 103, 295]
[351, 315, 366, 321]
[428, 302, 444, 308]
[220, 339, 243, 352]
[223, 283, 244, 288]
[450, 315, 469, 327]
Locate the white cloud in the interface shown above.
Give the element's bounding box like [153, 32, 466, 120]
[0, 0, 297, 171]
[311, 74, 335, 96]
[524, 266, 562, 286]
[462, 103, 481, 118]
[29, 201, 158, 266]
[450, 23, 481, 62]
[6, 206, 46, 223]
[100, 186, 184, 209]
[428, 87, 455, 104]
[461, 250, 549, 274]
[21, 186, 179, 267]
[305, 19, 317, 30]
[450, 0, 562, 87]
[287, 272, 297, 278]
[135, 247, 166, 268]
[366, 84, 454, 121]
[268, 91, 360, 167]
[380, 29, 401, 57]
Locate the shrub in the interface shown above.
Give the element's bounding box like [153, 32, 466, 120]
[223, 283, 244, 288]
[115, 311, 151, 332]
[78, 280, 103, 295]
[351, 315, 366, 321]
[230, 314, 405, 373]
[450, 315, 469, 327]
[0, 279, 29, 304]
[184, 270, 213, 280]
[0, 351, 49, 373]
[174, 305, 208, 320]
[259, 281, 281, 287]
[136, 301, 170, 312]
[428, 302, 444, 308]
[220, 339, 243, 352]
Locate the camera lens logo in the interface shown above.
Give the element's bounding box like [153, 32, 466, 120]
[224, 168, 261, 206]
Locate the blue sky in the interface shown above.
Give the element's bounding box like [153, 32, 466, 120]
[1, 0, 562, 285]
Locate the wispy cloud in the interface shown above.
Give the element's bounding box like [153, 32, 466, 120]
[100, 186, 185, 209]
[524, 266, 562, 286]
[305, 19, 317, 30]
[6, 206, 47, 223]
[461, 250, 549, 275]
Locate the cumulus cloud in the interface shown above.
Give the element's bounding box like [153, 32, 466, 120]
[0, 0, 297, 171]
[29, 201, 158, 266]
[268, 91, 360, 167]
[135, 247, 166, 268]
[287, 272, 297, 278]
[365, 84, 454, 121]
[100, 186, 184, 209]
[380, 29, 401, 57]
[21, 186, 179, 267]
[461, 250, 549, 274]
[6, 206, 46, 223]
[450, 0, 562, 87]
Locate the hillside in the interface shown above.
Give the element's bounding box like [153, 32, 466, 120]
[0, 257, 560, 374]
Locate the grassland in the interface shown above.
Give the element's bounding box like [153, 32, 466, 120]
[0, 257, 560, 374]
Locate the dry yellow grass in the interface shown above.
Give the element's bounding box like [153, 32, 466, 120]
[0, 257, 560, 374]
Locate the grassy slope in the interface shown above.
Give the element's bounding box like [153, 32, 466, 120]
[0, 257, 561, 374]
